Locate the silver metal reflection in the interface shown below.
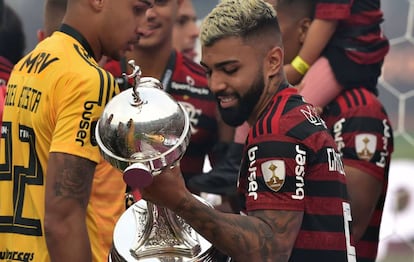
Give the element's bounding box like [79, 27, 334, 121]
[95, 60, 190, 188]
[95, 60, 219, 261]
[109, 197, 219, 262]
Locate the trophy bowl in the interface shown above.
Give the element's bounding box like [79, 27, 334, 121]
[95, 68, 191, 188]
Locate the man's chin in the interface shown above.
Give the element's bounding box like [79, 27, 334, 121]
[219, 108, 248, 127]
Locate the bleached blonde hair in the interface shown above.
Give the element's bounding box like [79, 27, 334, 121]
[200, 0, 280, 47]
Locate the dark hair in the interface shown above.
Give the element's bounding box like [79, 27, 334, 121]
[0, 4, 26, 64]
[0, 0, 4, 27]
[277, 0, 315, 20]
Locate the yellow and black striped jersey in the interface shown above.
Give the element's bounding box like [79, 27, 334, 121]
[0, 24, 124, 261]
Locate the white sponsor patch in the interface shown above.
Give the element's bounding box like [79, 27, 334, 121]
[355, 133, 377, 161]
[261, 160, 285, 192]
[248, 146, 259, 200]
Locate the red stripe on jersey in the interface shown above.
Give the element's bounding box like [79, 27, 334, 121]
[295, 231, 347, 250]
[0, 56, 13, 83]
[355, 240, 378, 260]
[345, 46, 390, 64]
[315, 2, 350, 20]
[369, 209, 383, 226]
[346, 10, 384, 25]
[343, 158, 386, 182]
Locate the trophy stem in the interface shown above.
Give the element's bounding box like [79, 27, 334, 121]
[129, 202, 202, 259]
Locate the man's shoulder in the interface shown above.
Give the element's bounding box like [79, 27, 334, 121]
[254, 91, 329, 141]
[17, 33, 105, 84]
[325, 88, 385, 117]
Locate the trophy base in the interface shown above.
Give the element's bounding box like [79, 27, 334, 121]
[109, 245, 221, 262]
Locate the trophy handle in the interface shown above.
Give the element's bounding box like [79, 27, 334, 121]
[123, 163, 153, 188]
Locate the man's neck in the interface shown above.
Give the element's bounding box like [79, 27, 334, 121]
[126, 44, 174, 80]
[248, 77, 286, 125]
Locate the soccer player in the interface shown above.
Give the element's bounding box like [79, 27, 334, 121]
[0, 0, 152, 261]
[273, 1, 394, 261]
[35, 1, 130, 259]
[138, 1, 356, 261]
[172, 0, 199, 61]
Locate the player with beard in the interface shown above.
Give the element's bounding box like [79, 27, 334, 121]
[137, 0, 356, 261]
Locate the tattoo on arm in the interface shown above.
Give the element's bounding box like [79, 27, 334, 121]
[175, 195, 303, 261]
[53, 154, 95, 207]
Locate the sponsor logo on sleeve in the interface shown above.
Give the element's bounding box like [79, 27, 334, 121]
[292, 145, 306, 200]
[376, 119, 391, 168]
[247, 146, 259, 200]
[333, 118, 346, 153]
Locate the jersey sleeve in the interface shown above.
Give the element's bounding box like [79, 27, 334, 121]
[335, 114, 393, 182]
[49, 69, 117, 164]
[240, 134, 307, 212]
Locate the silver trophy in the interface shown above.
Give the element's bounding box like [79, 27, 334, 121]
[95, 60, 219, 261]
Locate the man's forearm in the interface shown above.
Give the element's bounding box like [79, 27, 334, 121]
[173, 193, 299, 262]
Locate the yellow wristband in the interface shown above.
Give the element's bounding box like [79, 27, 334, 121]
[291, 56, 310, 75]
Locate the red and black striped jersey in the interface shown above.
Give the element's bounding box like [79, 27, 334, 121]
[315, 0, 389, 65]
[165, 51, 218, 178]
[322, 87, 394, 261]
[0, 56, 13, 84]
[238, 87, 355, 261]
[0, 56, 12, 131]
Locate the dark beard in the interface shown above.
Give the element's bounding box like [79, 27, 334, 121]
[218, 74, 265, 127]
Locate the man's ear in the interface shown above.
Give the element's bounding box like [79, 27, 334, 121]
[298, 17, 312, 44]
[266, 45, 284, 78]
[37, 29, 46, 43]
[90, 0, 105, 12]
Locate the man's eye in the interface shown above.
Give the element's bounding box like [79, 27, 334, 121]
[154, 0, 168, 6]
[134, 6, 147, 15]
[177, 17, 189, 26]
[204, 69, 212, 77]
[223, 67, 237, 74]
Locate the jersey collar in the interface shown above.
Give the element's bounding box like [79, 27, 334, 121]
[59, 24, 95, 60]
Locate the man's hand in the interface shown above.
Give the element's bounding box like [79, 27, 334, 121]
[139, 165, 190, 211]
